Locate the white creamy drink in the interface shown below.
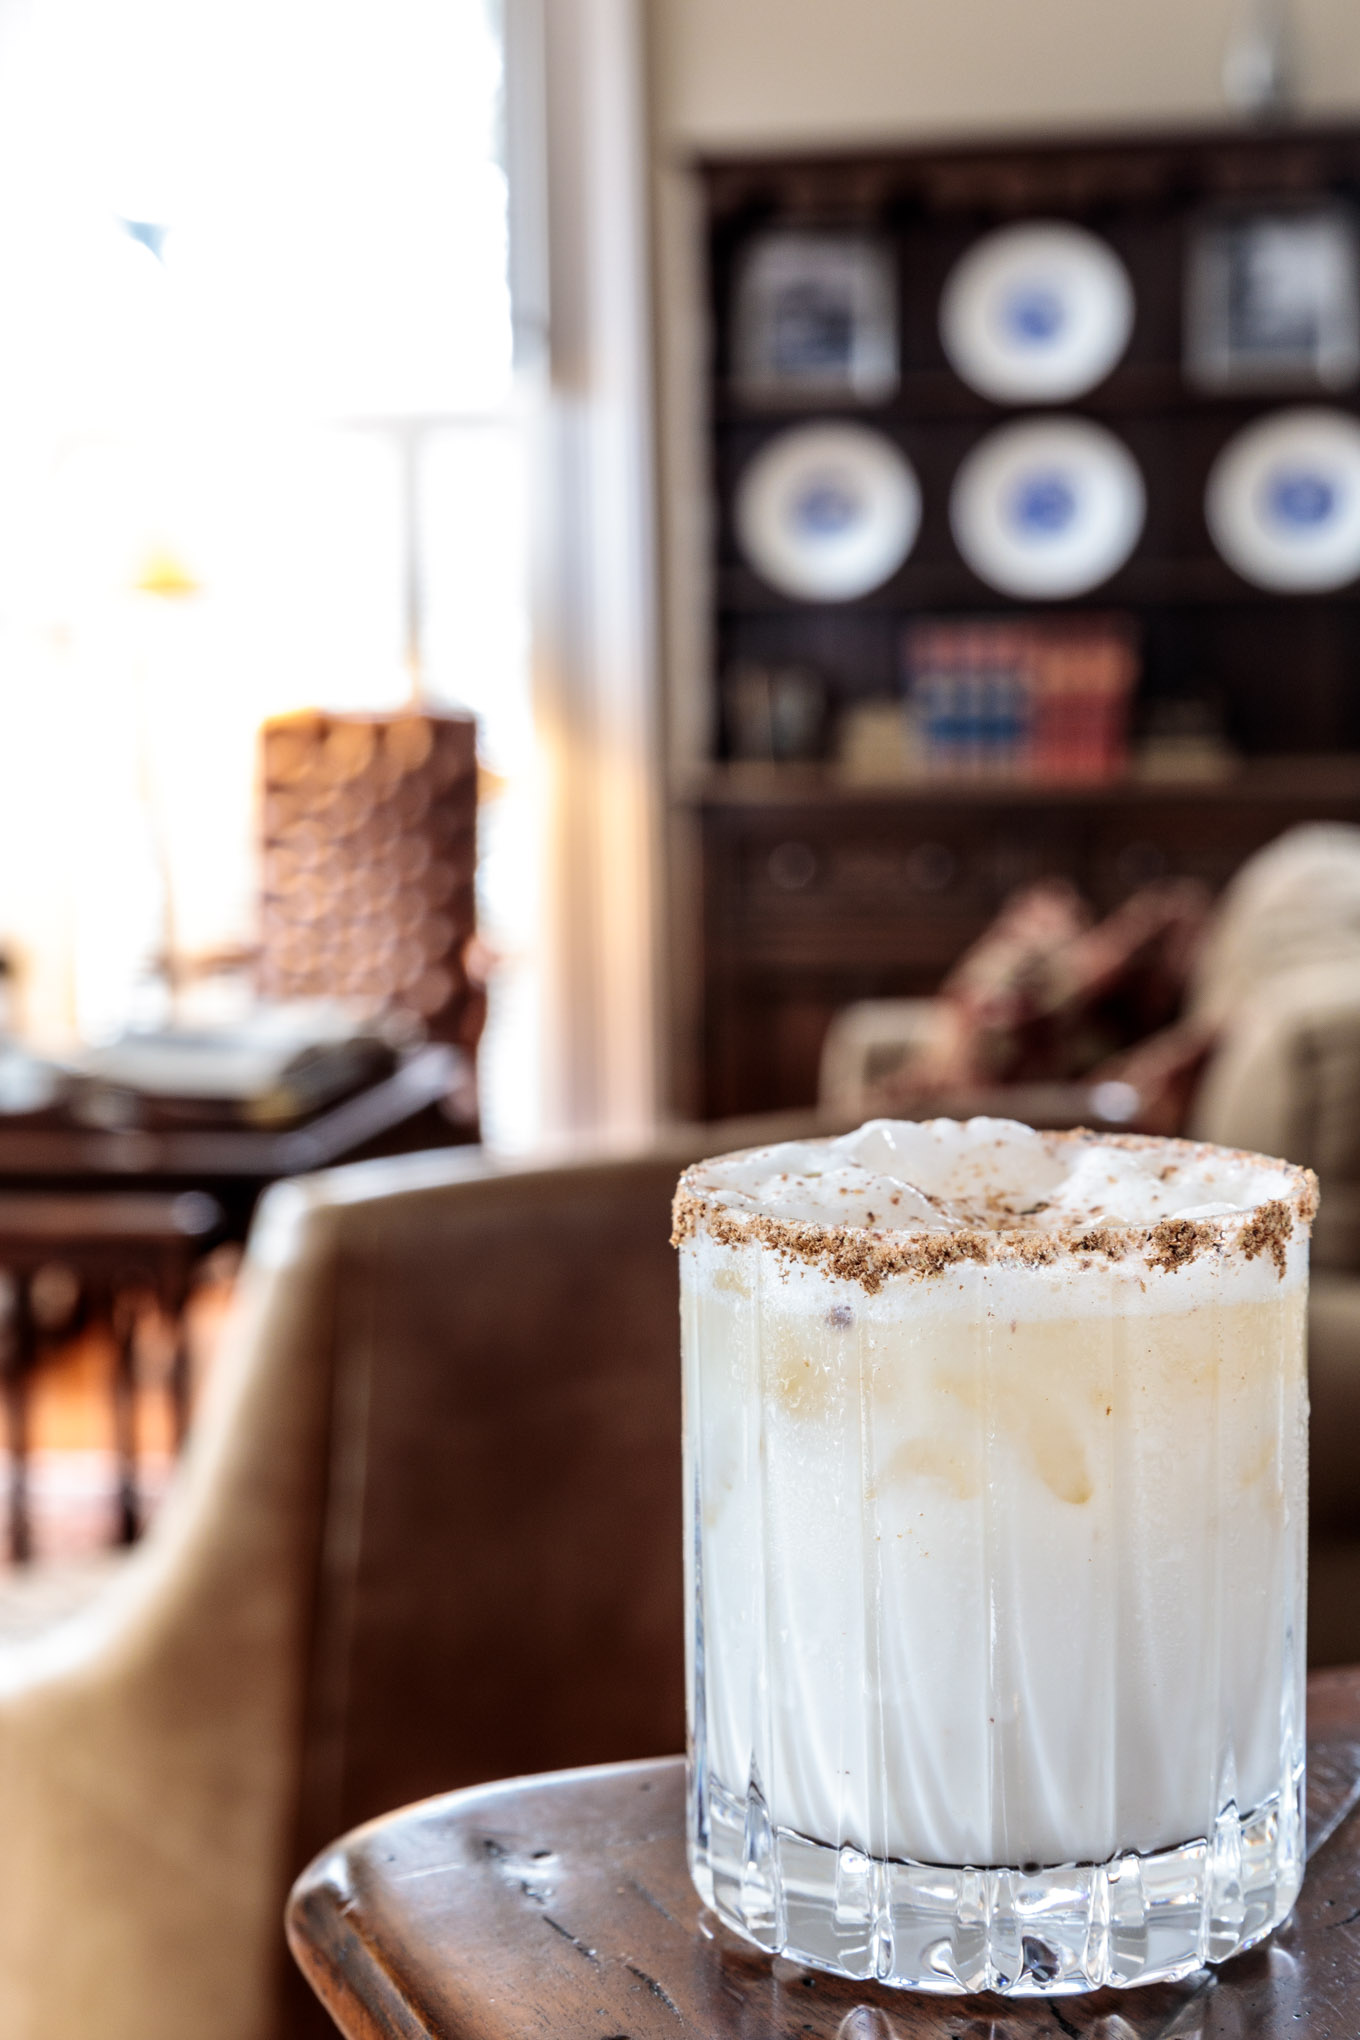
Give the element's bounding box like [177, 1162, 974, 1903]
[674, 1119, 1315, 1996]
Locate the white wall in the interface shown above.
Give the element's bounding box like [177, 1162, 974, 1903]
[649, 0, 1360, 152]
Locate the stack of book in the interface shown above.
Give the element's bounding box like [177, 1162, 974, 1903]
[903, 616, 1139, 783]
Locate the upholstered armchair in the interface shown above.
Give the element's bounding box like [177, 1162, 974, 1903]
[0, 1126, 817, 2040]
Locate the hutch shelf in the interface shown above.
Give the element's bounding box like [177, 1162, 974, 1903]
[676, 124, 1360, 1119]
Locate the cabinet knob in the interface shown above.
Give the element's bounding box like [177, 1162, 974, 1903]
[905, 841, 957, 892]
[1115, 839, 1169, 886]
[767, 841, 818, 891]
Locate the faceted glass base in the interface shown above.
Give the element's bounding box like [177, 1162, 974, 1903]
[689, 1769, 1304, 1996]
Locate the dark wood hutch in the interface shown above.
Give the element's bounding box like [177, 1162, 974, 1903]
[673, 124, 1360, 1121]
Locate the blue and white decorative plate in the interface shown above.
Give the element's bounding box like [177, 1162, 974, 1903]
[734, 423, 921, 601]
[940, 222, 1135, 404]
[1205, 408, 1360, 591]
[950, 418, 1146, 598]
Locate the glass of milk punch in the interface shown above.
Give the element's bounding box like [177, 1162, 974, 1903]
[674, 1118, 1316, 1996]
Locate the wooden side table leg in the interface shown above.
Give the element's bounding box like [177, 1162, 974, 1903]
[169, 1321, 191, 1453]
[164, 1258, 194, 1454]
[4, 1273, 34, 1565]
[110, 1285, 140, 1547]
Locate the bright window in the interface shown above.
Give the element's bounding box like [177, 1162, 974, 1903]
[0, 0, 538, 1144]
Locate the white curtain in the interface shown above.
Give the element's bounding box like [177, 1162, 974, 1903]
[507, 0, 662, 1144]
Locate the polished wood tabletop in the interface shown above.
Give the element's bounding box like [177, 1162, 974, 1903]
[288, 1666, 1360, 2040]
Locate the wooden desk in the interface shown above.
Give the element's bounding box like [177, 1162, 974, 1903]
[0, 1043, 473, 1239]
[288, 1666, 1360, 2039]
[0, 1043, 474, 1560]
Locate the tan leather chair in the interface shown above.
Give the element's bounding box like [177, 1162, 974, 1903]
[0, 1130, 817, 2040]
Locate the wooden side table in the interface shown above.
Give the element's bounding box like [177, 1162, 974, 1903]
[0, 1189, 223, 1559]
[288, 1667, 1360, 2039]
[0, 1041, 474, 1240]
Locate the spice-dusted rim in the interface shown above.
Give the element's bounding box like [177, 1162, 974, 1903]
[672, 1124, 1317, 1293]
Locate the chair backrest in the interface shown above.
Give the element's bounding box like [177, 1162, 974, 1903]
[288, 1148, 694, 1866]
[280, 1125, 835, 2036]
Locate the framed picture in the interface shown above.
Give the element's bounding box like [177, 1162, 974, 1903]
[1185, 204, 1360, 393]
[730, 232, 898, 404]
